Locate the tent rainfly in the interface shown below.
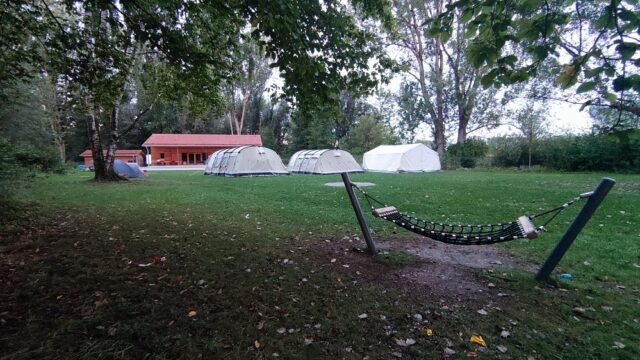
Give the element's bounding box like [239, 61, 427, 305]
[113, 160, 146, 178]
[204, 146, 288, 176]
[362, 144, 441, 173]
[288, 149, 363, 174]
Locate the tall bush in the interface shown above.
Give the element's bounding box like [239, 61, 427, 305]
[445, 138, 489, 168]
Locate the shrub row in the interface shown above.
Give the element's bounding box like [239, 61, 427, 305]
[445, 133, 640, 172]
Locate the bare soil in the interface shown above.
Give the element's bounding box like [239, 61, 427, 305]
[311, 235, 536, 304]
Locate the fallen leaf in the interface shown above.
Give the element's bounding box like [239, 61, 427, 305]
[470, 335, 486, 347]
[187, 311, 197, 317]
[395, 338, 416, 347]
[477, 309, 488, 316]
[444, 347, 456, 356]
[496, 345, 507, 353]
[613, 341, 625, 349]
[424, 328, 433, 337]
[254, 340, 260, 349]
[276, 327, 286, 334]
[331, 258, 337, 263]
[358, 313, 368, 319]
[500, 330, 510, 338]
[257, 320, 265, 330]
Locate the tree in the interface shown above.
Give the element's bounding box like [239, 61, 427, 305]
[389, 0, 501, 154]
[223, 36, 271, 135]
[511, 104, 548, 168]
[5, 0, 393, 180]
[396, 81, 426, 142]
[343, 115, 399, 156]
[589, 95, 640, 132]
[390, 0, 448, 157]
[432, 0, 640, 117]
[260, 101, 291, 153]
[442, 15, 501, 144]
[0, 77, 63, 171]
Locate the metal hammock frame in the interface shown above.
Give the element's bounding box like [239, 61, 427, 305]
[339, 173, 615, 281]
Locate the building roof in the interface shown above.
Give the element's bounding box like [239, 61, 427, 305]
[142, 134, 263, 147]
[80, 149, 143, 157]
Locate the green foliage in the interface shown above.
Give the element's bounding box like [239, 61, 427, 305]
[0, 139, 27, 206]
[289, 105, 341, 152]
[396, 81, 426, 142]
[445, 137, 489, 168]
[589, 99, 640, 132]
[538, 134, 640, 172]
[488, 137, 528, 168]
[430, 0, 640, 116]
[0, 78, 65, 172]
[342, 115, 398, 157]
[247, 0, 394, 106]
[488, 134, 640, 172]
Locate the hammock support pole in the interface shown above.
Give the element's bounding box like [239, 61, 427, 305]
[535, 177, 616, 281]
[341, 172, 377, 255]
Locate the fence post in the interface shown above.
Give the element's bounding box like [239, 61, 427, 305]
[535, 177, 616, 281]
[341, 172, 377, 255]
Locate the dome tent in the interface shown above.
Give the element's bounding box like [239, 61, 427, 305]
[362, 144, 441, 173]
[288, 149, 363, 174]
[204, 146, 288, 176]
[113, 159, 146, 178]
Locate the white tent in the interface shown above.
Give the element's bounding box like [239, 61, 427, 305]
[288, 149, 362, 174]
[204, 146, 289, 176]
[362, 144, 441, 173]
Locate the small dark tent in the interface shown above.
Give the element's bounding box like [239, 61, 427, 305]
[113, 160, 145, 178]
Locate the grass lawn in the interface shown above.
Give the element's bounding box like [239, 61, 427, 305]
[1, 170, 638, 359]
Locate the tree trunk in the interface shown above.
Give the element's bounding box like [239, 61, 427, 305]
[104, 100, 125, 180]
[227, 111, 235, 135]
[86, 108, 106, 180]
[237, 88, 251, 135]
[457, 124, 467, 145]
[87, 103, 125, 181]
[456, 108, 472, 145]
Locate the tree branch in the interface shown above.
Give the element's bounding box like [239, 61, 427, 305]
[119, 97, 158, 137]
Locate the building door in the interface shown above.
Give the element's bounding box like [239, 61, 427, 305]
[189, 153, 195, 164]
[182, 153, 187, 164]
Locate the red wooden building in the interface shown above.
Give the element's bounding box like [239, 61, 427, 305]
[141, 134, 263, 165]
[80, 149, 144, 167]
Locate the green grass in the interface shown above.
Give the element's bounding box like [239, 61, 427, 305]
[1, 170, 638, 359]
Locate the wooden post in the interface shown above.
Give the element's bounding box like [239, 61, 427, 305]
[535, 177, 616, 281]
[341, 172, 377, 255]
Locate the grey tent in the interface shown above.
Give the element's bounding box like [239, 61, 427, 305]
[204, 146, 289, 176]
[114, 160, 146, 178]
[287, 149, 362, 174]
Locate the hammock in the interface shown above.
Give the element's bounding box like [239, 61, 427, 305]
[353, 186, 592, 246]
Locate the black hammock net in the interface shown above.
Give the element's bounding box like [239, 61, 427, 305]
[353, 186, 588, 246]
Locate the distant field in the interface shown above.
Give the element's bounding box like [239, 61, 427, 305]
[1, 170, 638, 359]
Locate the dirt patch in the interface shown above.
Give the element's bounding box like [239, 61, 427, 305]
[379, 237, 536, 271]
[309, 235, 536, 303]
